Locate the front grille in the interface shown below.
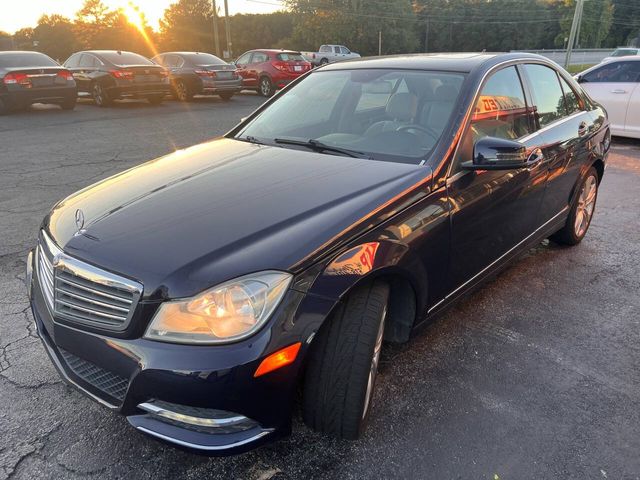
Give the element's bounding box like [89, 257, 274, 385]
[59, 348, 129, 402]
[36, 230, 143, 331]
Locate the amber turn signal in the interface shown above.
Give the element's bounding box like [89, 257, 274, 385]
[254, 342, 302, 378]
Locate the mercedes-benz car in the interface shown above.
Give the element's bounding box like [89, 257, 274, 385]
[27, 53, 609, 455]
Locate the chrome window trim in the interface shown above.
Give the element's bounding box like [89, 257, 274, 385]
[427, 206, 569, 314]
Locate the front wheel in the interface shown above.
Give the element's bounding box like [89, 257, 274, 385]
[258, 77, 273, 97]
[303, 280, 389, 439]
[550, 166, 599, 245]
[59, 97, 77, 110]
[219, 92, 234, 101]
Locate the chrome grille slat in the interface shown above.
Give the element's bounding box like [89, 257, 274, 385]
[36, 230, 143, 331]
[56, 288, 130, 313]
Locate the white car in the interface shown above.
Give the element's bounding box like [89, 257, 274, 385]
[301, 45, 360, 66]
[600, 47, 640, 63]
[576, 57, 640, 139]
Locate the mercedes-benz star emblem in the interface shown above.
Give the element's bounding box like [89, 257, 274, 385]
[75, 209, 85, 232]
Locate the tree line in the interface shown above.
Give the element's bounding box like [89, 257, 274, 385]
[0, 0, 638, 63]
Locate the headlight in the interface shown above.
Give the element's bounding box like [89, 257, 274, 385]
[144, 271, 292, 344]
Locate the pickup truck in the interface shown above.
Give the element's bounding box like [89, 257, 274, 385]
[302, 45, 360, 66]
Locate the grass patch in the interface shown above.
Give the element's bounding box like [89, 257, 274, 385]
[566, 63, 595, 74]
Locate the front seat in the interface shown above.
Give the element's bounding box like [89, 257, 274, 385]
[419, 84, 459, 135]
[365, 92, 417, 136]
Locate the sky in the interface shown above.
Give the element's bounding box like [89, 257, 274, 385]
[0, 0, 283, 34]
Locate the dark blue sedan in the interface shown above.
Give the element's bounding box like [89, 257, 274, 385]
[27, 53, 609, 454]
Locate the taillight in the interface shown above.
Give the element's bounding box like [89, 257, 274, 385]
[56, 70, 73, 81]
[3, 72, 30, 87]
[110, 70, 134, 80]
[158, 69, 168, 77]
[195, 69, 216, 77]
[272, 61, 288, 72]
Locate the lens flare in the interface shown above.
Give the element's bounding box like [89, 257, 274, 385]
[121, 2, 159, 57]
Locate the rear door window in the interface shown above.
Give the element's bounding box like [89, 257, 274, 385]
[582, 61, 640, 83]
[523, 64, 568, 127]
[235, 52, 252, 66]
[251, 52, 269, 64]
[558, 76, 583, 114]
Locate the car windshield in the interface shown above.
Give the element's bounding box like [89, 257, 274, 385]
[236, 69, 464, 164]
[100, 51, 153, 65]
[0, 52, 58, 68]
[184, 53, 226, 65]
[611, 49, 638, 57]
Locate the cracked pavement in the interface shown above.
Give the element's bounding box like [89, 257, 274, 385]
[1, 96, 639, 480]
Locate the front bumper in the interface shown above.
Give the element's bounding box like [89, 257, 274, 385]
[28, 251, 334, 454]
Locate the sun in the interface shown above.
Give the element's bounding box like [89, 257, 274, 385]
[122, 3, 145, 31]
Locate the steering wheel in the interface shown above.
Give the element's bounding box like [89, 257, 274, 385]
[396, 124, 439, 142]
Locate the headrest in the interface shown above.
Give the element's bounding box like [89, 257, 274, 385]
[434, 84, 459, 102]
[386, 93, 415, 121]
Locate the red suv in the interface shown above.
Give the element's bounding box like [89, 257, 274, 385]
[234, 49, 312, 97]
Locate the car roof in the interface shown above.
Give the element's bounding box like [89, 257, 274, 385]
[321, 52, 548, 73]
[0, 50, 51, 56]
[81, 50, 140, 56]
[248, 49, 301, 54]
[156, 52, 221, 56]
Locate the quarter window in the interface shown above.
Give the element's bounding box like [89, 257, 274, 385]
[523, 64, 567, 127]
[558, 76, 582, 114]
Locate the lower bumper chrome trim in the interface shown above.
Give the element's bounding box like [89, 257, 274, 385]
[135, 426, 272, 451]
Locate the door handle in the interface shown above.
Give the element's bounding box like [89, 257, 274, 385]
[578, 121, 589, 137]
[610, 89, 627, 94]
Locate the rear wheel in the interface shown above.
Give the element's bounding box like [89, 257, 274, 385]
[258, 76, 274, 97]
[59, 97, 77, 110]
[219, 92, 234, 101]
[320, 58, 329, 65]
[147, 95, 164, 105]
[550, 167, 599, 246]
[92, 83, 112, 107]
[303, 280, 389, 439]
[173, 79, 192, 102]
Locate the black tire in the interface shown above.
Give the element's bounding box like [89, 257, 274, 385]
[303, 280, 389, 439]
[147, 95, 164, 105]
[173, 79, 192, 102]
[258, 76, 274, 97]
[550, 166, 599, 246]
[219, 92, 234, 101]
[320, 58, 329, 65]
[92, 83, 112, 107]
[59, 97, 77, 110]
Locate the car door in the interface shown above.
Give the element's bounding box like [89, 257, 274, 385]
[521, 63, 597, 225]
[446, 65, 548, 293]
[234, 52, 254, 88]
[249, 52, 269, 85]
[578, 61, 640, 135]
[624, 81, 640, 137]
[64, 53, 85, 91]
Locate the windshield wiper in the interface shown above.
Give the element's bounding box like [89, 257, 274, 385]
[274, 137, 371, 159]
[240, 135, 266, 145]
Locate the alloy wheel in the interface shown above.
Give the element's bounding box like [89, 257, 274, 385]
[362, 305, 386, 420]
[93, 84, 104, 106]
[175, 81, 188, 101]
[260, 78, 271, 96]
[574, 174, 597, 237]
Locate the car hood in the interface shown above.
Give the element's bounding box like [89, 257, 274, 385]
[46, 138, 430, 300]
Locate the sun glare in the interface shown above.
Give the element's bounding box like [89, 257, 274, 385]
[122, 3, 145, 31]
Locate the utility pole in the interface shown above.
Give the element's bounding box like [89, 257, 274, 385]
[425, 18, 430, 53]
[378, 30, 382, 56]
[223, 0, 232, 58]
[564, 0, 584, 68]
[575, 0, 584, 49]
[212, 0, 220, 56]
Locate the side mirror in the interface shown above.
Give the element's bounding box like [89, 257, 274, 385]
[461, 136, 529, 170]
[575, 74, 584, 83]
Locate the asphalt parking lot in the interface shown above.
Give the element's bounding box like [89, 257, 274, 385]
[1, 96, 639, 480]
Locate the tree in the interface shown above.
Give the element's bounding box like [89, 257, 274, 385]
[159, 0, 213, 52]
[229, 12, 296, 54]
[603, 0, 640, 47]
[555, 0, 614, 48]
[12, 28, 35, 50]
[33, 15, 81, 62]
[285, 0, 419, 56]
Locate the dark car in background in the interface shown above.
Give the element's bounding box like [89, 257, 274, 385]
[63, 50, 170, 107]
[152, 52, 241, 101]
[0, 51, 76, 114]
[27, 53, 609, 455]
[234, 49, 312, 96]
